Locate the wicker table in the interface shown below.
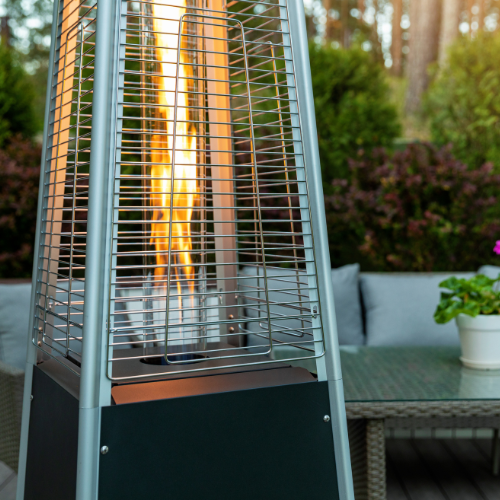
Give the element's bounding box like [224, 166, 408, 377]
[340, 346, 500, 500]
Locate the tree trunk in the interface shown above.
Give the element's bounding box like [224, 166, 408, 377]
[340, 0, 350, 46]
[372, 0, 380, 48]
[439, 0, 461, 64]
[391, 0, 403, 76]
[468, 0, 475, 36]
[0, 17, 10, 46]
[324, 0, 334, 40]
[478, 0, 485, 30]
[406, 0, 442, 113]
[358, 0, 365, 16]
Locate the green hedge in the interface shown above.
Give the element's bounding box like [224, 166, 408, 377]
[325, 143, 500, 272]
[309, 43, 401, 186]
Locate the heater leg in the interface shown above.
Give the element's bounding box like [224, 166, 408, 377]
[15, 363, 34, 500]
[328, 378, 355, 500]
[493, 429, 500, 476]
[76, 407, 101, 500]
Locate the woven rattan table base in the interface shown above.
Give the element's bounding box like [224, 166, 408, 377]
[346, 401, 500, 500]
[0, 362, 24, 473]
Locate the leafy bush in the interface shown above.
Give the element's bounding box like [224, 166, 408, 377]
[325, 143, 500, 272]
[0, 45, 37, 146]
[426, 32, 500, 169]
[0, 136, 41, 277]
[309, 43, 401, 185]
[434, 275, 500, 323]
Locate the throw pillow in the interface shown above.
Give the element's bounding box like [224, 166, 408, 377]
[478, 265, 500, 280]
[0, 283, 31, 370]
[361, 272, 474, 346]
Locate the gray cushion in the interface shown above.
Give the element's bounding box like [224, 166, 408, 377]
[330, 264, 364, 345]
[361, 272, 474, 346]
[0, 284, 31, 370]
[478, 265, 500, 280]
[242, 264, 364, 346]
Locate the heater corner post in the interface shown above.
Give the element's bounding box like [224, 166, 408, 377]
[16, 0, 62, 497]
[76, 0, 120, 498]
[285, 0, 354, 498]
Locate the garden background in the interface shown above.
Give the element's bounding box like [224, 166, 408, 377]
[1, 0, 499, 276]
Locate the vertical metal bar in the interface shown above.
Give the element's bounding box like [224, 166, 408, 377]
[196, 2, 208, 347]
[42, 16, 70, 354]
[163, 14, 183, 358]
[205, 0, 240, 346]
[238, 18, 274, 353]
[67, 22, 85, 355]
[285, 1, 354, 499]
[76, 0, 118, 497]
[139, 0, 154, 349]
[107, 0, 127, 379]
[269, 42, 305, 336]
[44, 2, 80, 355]
[278, 0, 323, 365]
[16, 1, 62, 496]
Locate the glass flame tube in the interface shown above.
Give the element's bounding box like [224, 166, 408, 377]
[148, 0, 201, 361]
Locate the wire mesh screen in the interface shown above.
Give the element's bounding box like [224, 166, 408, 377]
[109, 0, 325, 380]
[34, 0, 97, 372]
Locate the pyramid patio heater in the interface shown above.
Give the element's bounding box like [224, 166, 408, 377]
[16, 0, 353, 499]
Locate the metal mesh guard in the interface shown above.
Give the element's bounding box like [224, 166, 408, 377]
[35, 0, 326, 380]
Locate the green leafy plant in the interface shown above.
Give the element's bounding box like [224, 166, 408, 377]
[434, 274, 500, 324]
[309, 43, 401, 186]
[426, 31, 500, 170]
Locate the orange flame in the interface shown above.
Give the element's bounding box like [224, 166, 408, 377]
[150, 0, 197, 296]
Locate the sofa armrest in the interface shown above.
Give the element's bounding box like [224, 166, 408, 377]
[0, 360, 25, 472]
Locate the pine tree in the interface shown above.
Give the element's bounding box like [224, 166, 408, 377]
[406, 0, 442, 113]
[439, 0, 462, 64]
[391, 0, 403, 75]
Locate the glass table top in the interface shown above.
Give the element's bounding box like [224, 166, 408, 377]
[340, 346, 500, 402]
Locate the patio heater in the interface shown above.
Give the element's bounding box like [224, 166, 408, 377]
[16, 0, 353, 499]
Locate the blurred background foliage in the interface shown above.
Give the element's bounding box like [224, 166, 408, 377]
[0, 44, 36, 145]
[0, 135, 41, 277]
[2, 0, 500, 275]
[309, 42, 400, 186]
[426, 30, 500, 170]
[325, 143, 500, 271]
[1, 0, 53, 132]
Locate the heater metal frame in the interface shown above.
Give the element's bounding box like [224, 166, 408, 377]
[17, 1, 354, 499]
[107, 0, 328, 375]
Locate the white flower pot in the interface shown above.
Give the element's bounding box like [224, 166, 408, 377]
[456, 314, 500, 370]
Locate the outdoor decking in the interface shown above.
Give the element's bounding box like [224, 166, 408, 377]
[387, 439, 500, 500]
[2, 439, 500, 500]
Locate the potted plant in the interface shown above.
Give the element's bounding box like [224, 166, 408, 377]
[434, 274, 500, 370]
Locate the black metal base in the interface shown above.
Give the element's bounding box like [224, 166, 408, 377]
[99, 380, 339, 500]
[24, 366, 339, 500]
[25, 365, 79, 500]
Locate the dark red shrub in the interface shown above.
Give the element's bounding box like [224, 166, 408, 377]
[325, 143, 500, 272]
[0, 136, 41, 277]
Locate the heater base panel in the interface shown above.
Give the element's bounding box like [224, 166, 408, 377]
[99, 380, 339, 500]
[24, 365, 79, 500]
